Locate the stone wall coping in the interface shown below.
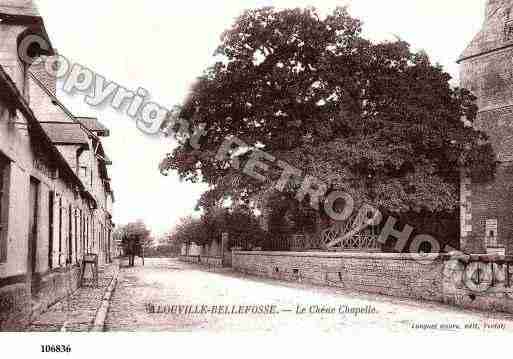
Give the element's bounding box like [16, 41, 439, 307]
[233, 250, 450, 261]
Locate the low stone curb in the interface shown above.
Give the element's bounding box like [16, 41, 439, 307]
[90, 261, 120, 332]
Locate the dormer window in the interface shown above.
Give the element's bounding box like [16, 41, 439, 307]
[80, 166, 88, 178]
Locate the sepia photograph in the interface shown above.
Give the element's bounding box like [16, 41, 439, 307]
[0, 0, 512, 355]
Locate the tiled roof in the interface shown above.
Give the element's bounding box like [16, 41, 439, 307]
[0, 0, 39, 17]
[40, 122, 89, 145]
[77, 117, 109, 136]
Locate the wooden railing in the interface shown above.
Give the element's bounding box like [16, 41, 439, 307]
[320, 222, 380, 251]
[230, 230, 380, 252]
[333, 234, 380, 251]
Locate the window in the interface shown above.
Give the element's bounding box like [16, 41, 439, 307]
[80, 166, 87, 179]
[485, 219, 499, 248]
[74, 209, 78, 264]
[28, 178, 40, 278]
[0, 154, 10, 263]
[85, 217, 89, 253]
[80, 210, 84, 259]
[58, 197, 62, 266]
[505, 21, 513, 41]
[107, 229, 111, 261]
[48, 191, 55, 269]
[68, 204, 72, 264]
[91, 218, 95, 251]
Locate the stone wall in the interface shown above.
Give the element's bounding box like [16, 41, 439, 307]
[468, 163, 513, 254]
[0, 266, 81, 331]
[31, 266, 82, 319]
[232, 251, 513, 314]
[442, 256, 513, 313]
[0, 282, 30, 331]
[232, 251, 445, 302]
[179, 255, 223, 268]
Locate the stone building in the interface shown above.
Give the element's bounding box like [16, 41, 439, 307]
[0, 1, 114, 330]
[459, 0, 513, 255]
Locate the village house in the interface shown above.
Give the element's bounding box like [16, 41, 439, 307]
[0, 1, 114, 330]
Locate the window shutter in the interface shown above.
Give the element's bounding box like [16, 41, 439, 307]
[0, 154, 10, 263]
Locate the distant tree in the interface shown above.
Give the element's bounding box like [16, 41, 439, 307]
[203, 205, 265, 248]
[141, 236, 155, 250]
[142, 234, 182, 258]
[117, 220, 151, 266]
[159, 231, 183, 256]
[173, 216, 208, 247]
[172, 206, 265, 250]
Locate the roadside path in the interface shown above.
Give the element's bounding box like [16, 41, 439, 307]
[28, 263, 117, 332]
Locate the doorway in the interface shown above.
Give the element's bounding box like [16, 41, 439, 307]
[27, 177, 40, 297]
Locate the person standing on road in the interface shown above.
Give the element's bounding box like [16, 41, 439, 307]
[122, 235, 138, 267]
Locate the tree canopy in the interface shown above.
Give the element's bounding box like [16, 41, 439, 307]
[115, 220, 152, 254]
[160, 6, 495, 218]
[170, 206, 265, 248]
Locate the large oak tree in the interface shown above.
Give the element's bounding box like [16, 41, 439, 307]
[160, 7, 494, 232]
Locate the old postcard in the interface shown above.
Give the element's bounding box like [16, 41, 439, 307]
[0, 0, 512, 356]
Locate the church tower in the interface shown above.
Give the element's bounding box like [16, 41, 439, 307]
[459, 0, 513, 255]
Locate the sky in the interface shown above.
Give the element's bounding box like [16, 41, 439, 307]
[35, 0, 486, 237]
